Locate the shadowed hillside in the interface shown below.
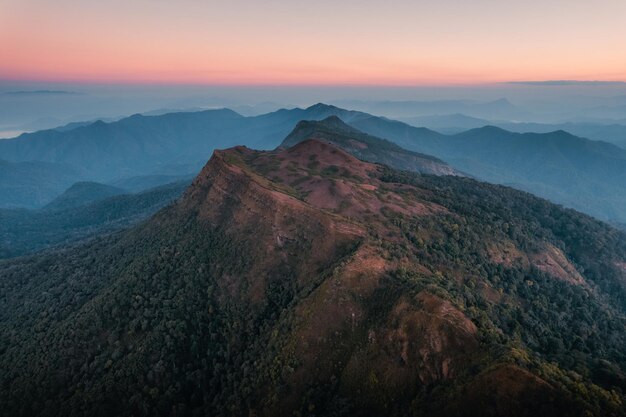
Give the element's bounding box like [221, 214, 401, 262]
[0, 180, 190, 258]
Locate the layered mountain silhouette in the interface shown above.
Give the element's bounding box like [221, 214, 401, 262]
[280, 116, 462, 176]
[1, 134, 625, 416]
[350, 116, 626, 223]
[43, 181, 126, 211]
[0, 179, 190, 258]
[2, 103, 626, 224]
[0, 159, 84, 208]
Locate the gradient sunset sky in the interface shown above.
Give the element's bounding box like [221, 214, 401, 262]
[1, 0, 625, 85]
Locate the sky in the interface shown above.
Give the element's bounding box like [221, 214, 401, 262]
[1, 0, 626, 85]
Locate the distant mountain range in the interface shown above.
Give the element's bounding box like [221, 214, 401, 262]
[399, 114, 626, 149]
[2, 103, 626, 225]
[43, 181, 126, 211]
[352, 117, 626, 223]
[331, 98, 528, 120]
[496, 121, 626, 149]
[0, 159, 84, 207]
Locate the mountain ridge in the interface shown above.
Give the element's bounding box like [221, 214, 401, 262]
[1, 136, 625, 416]
[2, 102, 626, 224]
[43, 181, 126, 211]
[280, 116, 462, 176]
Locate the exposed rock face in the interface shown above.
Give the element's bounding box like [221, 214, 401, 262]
[530, 244, 586, 286]
[487, 240, 528, 268]
[488, 240, 586, 286]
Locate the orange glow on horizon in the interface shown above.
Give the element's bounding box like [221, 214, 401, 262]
[1, 0, 625, 86]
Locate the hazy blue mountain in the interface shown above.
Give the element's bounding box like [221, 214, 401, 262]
[399, 116, 626, 150]
[398, 113, 492, 133]
[349, 115, 446, 151]
[351, 117, 626, 223]
[110, 173, 195, 192]
[281, 116, 462, 175]
[43, 181, 126, 211]
[0, 104, 368, 191]
[0, 179, 189, 259]
[331, 98, 527, 120]
[495, 121, 626, 149]
[0, 103, 374, 210]
[0, 109, 245, 180]
[0, 159, 84, 208]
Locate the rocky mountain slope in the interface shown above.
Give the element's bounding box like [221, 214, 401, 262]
[281, 116, 462, 176]
[1, 135, 625, 416]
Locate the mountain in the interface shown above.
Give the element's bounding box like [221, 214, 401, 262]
[43, 181, 126, 211]
[0, 104, 370, 208]
[350, 117, 626, 223]
[0, 104, 367, 180]
[0, 109, 244, 180]
[494, 121, 626, 149]
[110, 173, 195, 193]
[0, 159, 84, 208]
[400, 117, 626, 150]
[1, 139, 625, 416]
[0, 115, 456, 258]
[0, 180, 189, 259]
[331, 98, 526, 120]
[3, 103, 626, 224]
[398, 113, 492, 133]
[280, 116, 462, 176]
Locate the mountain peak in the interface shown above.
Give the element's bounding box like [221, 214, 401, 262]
[291, 115, 357, 136]
[43, 181, 125, 210]
[281, 117, 461, 176]
[282, 137, 364, 167]
[459, 125, 512, 137]
[90, 119, 107, 127]
[305, 102, 339, 112]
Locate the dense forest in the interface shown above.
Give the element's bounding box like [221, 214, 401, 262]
[0, 139, 625, 416]
[0, 180, 189, 258]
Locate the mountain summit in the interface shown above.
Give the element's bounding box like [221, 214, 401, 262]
[281, 116, 462, 176]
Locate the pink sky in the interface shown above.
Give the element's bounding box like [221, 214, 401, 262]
[1, 0, 625, 85]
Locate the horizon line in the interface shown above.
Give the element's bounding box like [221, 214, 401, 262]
[3, 77, 626, 89]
